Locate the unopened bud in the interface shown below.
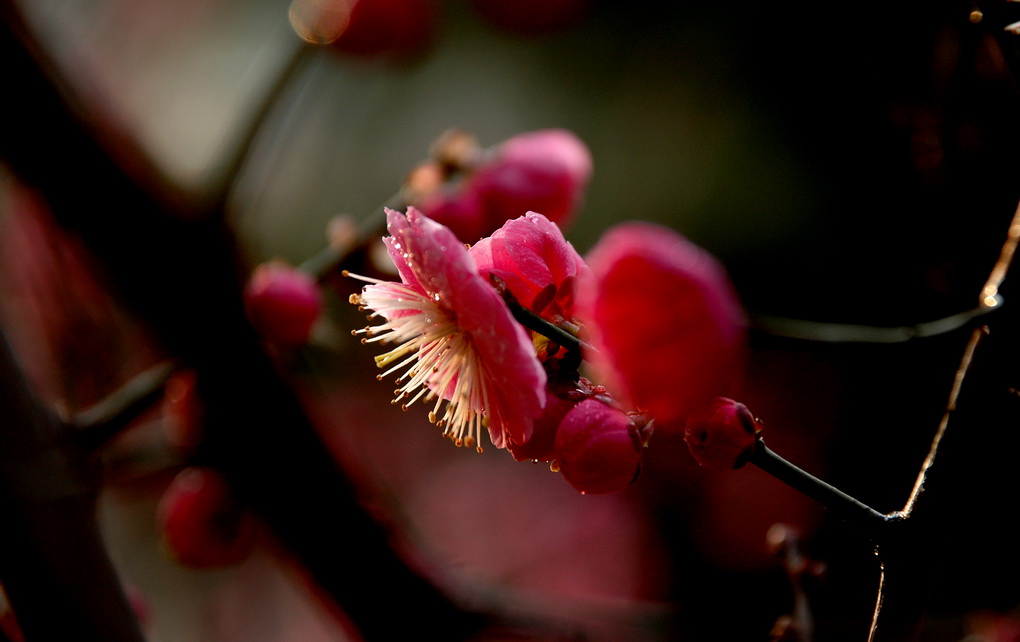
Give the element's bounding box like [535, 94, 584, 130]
[244, 261, 322, 347]
[156, 467, 258, 569]
[553, 398, 643, 494]
[684, 397, 760, 469]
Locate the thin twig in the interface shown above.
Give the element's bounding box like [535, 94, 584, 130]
[749, 297, 1001, 344]
[70, 360, 177, 451]
[748, 440, 895, 543]
[898, 325, 987, 516]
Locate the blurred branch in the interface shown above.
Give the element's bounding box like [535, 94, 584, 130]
[748, 297, 1001, 344]
[0, 329, 145, 642]
[70, 360, 178, 451]
[865, 195, 1020, 640]
[0, 2, 487, 638]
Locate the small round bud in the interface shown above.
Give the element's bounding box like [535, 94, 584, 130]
[156, 467, 257, 569]
[684, 397, 760, 470]
[553, 398, 643, 494]
[244, 261, 322, 347]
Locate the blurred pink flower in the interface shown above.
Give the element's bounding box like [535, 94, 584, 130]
[244, 261, 322, 348]
[418, 129, 593, 242]
[348, 207, 546, 450]
[470, 211, 591, 322]
[157, 466, 258, 569]
[579, 222, 746, 428]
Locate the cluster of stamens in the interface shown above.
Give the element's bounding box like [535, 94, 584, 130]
[345, 270, 490, 452]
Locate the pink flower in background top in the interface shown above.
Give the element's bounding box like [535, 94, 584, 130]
[578, 222, 747, 428]
[418, 129, 593, 242]
[470, 211, 591, 322]
[348, 207, 546, 450]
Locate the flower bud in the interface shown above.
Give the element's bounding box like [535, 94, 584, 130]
[244, 262, 322, 347]
[684, 397, 760, 469]
[553, 398, 643, 494]
[156, 467, 258, 569]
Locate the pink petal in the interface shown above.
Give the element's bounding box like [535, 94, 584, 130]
[579, 222, 746, 427]
[471, 212, 591, 317]
[473, 129, 593, 233]
[389, 207, 547, 447]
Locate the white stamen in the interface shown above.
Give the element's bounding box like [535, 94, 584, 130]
[347, 272, 491, 451]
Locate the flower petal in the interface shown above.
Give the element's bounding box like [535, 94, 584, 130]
[471, 211, 591, 318]
[580, 222, 746, 427]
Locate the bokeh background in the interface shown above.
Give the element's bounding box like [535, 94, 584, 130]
[3, 0, 1020, 640]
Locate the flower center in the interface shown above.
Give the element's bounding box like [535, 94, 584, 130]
[346, 271, 490, 452]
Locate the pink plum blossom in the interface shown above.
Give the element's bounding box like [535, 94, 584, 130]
[470, 211, 591, 323]
[418, 129, 593, 243]
[347, 207, 546, 450]
[578, 222, 747, 429]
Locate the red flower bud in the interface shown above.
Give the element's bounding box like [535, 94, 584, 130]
[684, 397, 760, 470]
[244, 262, 322, 347]
[553, 398, 643, 494]
[156, 467, 258, 569]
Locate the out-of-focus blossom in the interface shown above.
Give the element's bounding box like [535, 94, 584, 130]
[553, 398, 645, 494]
[684, 397, 760, 469]
[156, 467, 258, 569]
[579, 222, 746, 429]
[244, 261, 322, 348]
[348, 207, 546, 450]
[290, 0, 436, 58]
[470, 211, 591, 322]
[418, 129, 593, 242]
